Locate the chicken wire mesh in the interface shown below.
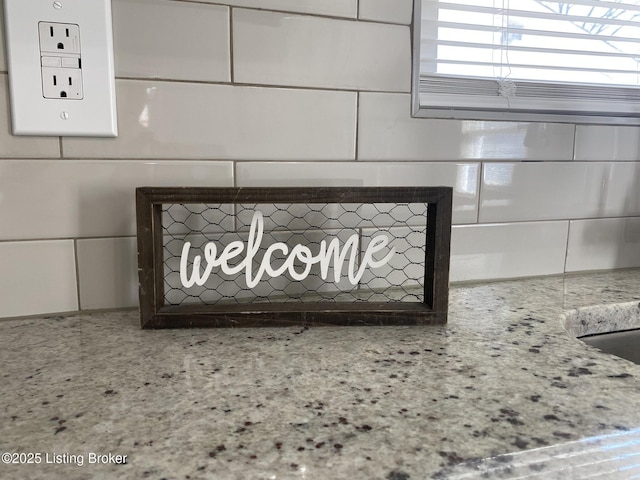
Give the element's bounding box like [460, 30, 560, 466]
[161, 201, 428, 306]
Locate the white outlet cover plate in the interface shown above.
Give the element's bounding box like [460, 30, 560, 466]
[3, 0, 118, 137]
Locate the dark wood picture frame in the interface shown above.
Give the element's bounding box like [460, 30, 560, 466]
[136, 186, 452, 328]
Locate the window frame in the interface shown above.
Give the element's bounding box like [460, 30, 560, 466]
[411, 0, 640, 126]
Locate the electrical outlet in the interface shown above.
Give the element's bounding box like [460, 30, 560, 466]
[38, 22, 83, 100]
[3, 0, 117, 136]
[41, 66, 83, 99]
[38, 21, 80, 54]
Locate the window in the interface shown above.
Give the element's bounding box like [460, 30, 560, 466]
[412, 0, 640, 124]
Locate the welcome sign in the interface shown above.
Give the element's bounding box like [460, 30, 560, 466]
[136, 186, 452, 329]
[179, 210, 396, 289]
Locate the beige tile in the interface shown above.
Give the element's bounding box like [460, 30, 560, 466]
[0, 159, 233, 240]
[77, 237, 138, 310]
[358, 0, 413, 24]
[0, 240, 77, 318]
[358, 93, 575, 160]
[200, 0, 356, 18]
[62, 80, 356, 160]
[574, 125, 640, 161]
[112, 0, 230, 82]
[236, 161, 479, 224]
[479, 162, 640, 223]
[0, 76, 61, 157]
[233, 9, 410, 92]
[566, 217, 640, 272]
[450, 221, 569, 282]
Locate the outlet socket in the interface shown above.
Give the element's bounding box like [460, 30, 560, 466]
[38, 21, 80, 54]
[3, 0, 117, 137]
[41, 66, 83, 99]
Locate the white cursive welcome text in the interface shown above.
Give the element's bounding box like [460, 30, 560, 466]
[179, 211, 395, 288]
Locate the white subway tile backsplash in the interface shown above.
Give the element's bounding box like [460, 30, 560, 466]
[0, 76, 61, 158]
[62, 80, 356, 160]
[358, 93, 575, 160]
[480, 162, 640, 223]
[358, 0, 413, 24]
[0, 240, 77, 317]
[236, 161, 480, 224]
[76, 237, 138, 310]
[1, 0, 640, 319]
[200, 0, 357, 18]
[566, 217, 640, 272]
[0, 160, 233, 240]
[574, 125, 640, 161]
[112, 0, 230, 82]
[450, 221, 569, 282]
[233, 9, 410, 92]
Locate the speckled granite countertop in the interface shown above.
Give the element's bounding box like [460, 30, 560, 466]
[2, 270, 640, 480]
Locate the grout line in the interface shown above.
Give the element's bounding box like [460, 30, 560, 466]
[2, 157, 640, 164]
[563, 220, 572, 273]
[115, 75, 409, 97]
[229, 7, 234, 83]
[476, 162, 483, 224]
[0, 158, 250, 165]
[452, 215, 640, 227]
[0, 215, 637, 245]
[0, 306, 138, 323]
[354, 92, 360, 160]
[232, 161, 238, 188]
[0, 235, 137, 244]
[4, 157, 640, 165]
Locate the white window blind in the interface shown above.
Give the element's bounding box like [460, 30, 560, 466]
[414, 0, 640, 124]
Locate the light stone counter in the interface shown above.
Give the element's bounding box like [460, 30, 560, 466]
[1, 270, 640, 479]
